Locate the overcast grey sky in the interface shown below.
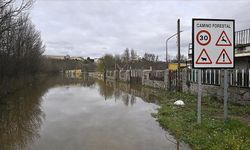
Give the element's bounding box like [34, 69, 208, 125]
[30, 0, 250, 60]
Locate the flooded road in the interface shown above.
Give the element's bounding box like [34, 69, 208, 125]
[0, 75, 190, 150]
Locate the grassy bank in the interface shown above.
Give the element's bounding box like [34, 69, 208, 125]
[154, 91, 250, 150]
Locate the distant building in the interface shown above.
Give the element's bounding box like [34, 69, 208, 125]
[70, 56, 84, 61]
[45, 55, 84, 61]
[64, 55, 70, 60]
[187, 28, 250, 69]
[44, 55, 65, 60]
[86, 57, 95, 63]
[94, 58, 100, 63]
[234, 29, 250, 69]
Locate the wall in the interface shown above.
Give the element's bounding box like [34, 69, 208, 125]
[182, 69, 250, 105]
[235, 57, 250, 69]
[91, 68, 250, 105]
[185, 82, 250, 105]
[142, 79, 167, 89]
[142, 69, 167, 89]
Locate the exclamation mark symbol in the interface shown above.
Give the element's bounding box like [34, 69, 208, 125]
[223, 53, 225, 62]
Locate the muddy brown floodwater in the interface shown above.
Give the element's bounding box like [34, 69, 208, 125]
[0, 75, 191, 150]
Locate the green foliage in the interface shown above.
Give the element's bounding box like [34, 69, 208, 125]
[155, 91, 250, 150]
[96, 54, 116, 72]
[96, 58, 105, 72]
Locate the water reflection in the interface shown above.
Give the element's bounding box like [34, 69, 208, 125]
[0, 74, 95, 150]
[96, 80, 160, 106]
[0, 82, 44, 150]
[0, 75, 189, 150]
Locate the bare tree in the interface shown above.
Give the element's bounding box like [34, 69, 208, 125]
[0, 0, 33, 34]
[122, 48, 130, 63]
[171, 54, 187, 63]
[143, 53, 158, 62]
[0, 0, 45, 79]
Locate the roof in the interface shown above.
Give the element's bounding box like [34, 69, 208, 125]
[44, 55, 84, 61]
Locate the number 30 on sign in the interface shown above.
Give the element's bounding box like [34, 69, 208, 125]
[197, 30, 211, 46]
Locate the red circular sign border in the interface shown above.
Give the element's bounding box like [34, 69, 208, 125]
[196, 30, 211, 46]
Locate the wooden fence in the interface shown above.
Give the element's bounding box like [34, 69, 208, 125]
[149, 70, 165, 81]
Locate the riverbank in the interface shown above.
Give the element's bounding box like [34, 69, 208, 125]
[0, 74, 53, 99]
[154, 91, 250, 150]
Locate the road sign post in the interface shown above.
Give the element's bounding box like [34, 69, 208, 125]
[224, 69, 228, 120]
[197, 69, 202, 124]
[192, 19, 235, 123]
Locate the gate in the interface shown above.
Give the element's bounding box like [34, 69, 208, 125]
[169, 70, 183, 91]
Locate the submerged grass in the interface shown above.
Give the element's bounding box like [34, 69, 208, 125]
[154, 91, 250, 150]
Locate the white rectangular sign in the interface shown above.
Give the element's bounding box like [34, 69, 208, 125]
[192, 19, 235, 68]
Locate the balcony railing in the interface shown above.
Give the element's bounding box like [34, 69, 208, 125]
[235, 29, 250, 46]
[188, 43, 192, 55]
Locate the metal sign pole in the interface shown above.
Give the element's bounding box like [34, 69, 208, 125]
[197, 69, 202, 124]
[224, 69, 228, 121]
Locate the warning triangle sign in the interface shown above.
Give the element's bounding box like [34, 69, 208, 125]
[216, 31, 232, 46]
[196, 49, 212, 64]
[216, 49, 232, 64]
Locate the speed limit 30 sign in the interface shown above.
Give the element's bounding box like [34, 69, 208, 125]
[196, 30, 211, 46]
[192, 19, 235, 68]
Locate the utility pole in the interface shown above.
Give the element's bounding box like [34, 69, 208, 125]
[166, 31, 183, 69]
[166, 40, 168, 69]
[166, 30, 184, 69]
[177, 19, 181, 92]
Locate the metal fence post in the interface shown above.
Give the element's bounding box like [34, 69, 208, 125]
[249, 69, 250, 88]
[236, 69, 238, 86]
[219, 70, 221, 85]
[214, 69, 216, 84]
[209, 70, 212, 84]
[242, 69, 244, 87]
